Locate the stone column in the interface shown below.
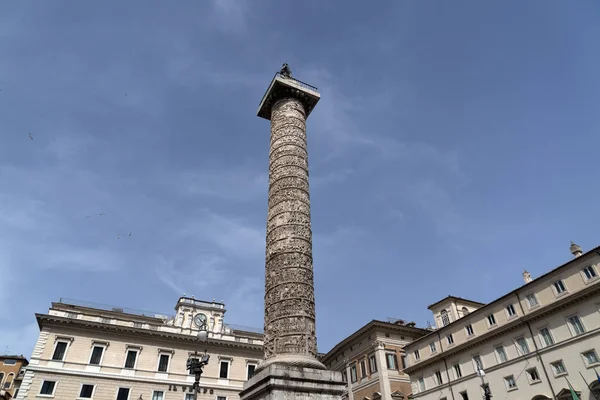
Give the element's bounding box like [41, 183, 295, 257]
[374, 341, 392, 400]
[344, 358, 355, 400]
[240, 65, 344, 400]
[256, 68, 325, 371]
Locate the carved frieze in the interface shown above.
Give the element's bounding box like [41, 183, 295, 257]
[263, 98, 319, 360]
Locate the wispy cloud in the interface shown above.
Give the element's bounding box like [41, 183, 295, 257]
[0, 322, 39, 357]
[175, 166, 267, 201]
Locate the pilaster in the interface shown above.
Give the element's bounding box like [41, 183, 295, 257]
[373, 341, 392, 400]
[344, 358, 355, 400]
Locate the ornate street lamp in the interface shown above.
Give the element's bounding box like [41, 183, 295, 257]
[186, 321, 210, 400]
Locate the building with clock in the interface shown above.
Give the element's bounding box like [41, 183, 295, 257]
[16, 296, 264, 400]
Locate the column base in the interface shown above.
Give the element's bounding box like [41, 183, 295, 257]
[256, 355, 326, 373]
[240, 364, 346, 400]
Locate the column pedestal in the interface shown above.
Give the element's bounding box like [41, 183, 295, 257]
[240, 364, 346, 400]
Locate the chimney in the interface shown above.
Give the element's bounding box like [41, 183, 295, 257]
[522, 270, 533, 283]
[570, 241, 583, 258]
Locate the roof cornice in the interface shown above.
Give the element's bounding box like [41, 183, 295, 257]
[321, 320, 430, 364]
[408, 246, 600, 348]
[404, 282, 600, 374]
[36, 314, 262, 352]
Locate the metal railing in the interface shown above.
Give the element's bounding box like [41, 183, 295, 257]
[225, 324, 264, 335]
[275, 72, 319, 92]
[57, 297, 170, 320]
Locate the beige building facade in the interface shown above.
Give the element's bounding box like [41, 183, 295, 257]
[17, 297, 263, 400]
[1, 355, 28, 399]
[321, 320, 431, 400]
[404, 243, 600, 400]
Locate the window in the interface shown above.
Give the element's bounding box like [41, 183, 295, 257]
[462, 307, 470, 316]
[247, 364, 256, 380]
[553, 280, 567, 294]
[515, 337, 530, 355]
[434, 370, 443, 385]
[133, 322, 143, 329]
[52, 341, 68, 361]
[429, 342, 437, 353]
[453, 363, 462, 379]
[526, 294, 538, 308]
[124, 350, 138, 369]
[217, 397, 227, 400]
[526, 368, 540, 383]
[414, 350, 420, 361]
[506, 304, 517, 317]
[504, 375, 517, 390]
[152, 391, 164, 400]
[459, 391, 469, 400]
[185, 395, 195, 400]
[465, 324, 474, 336]
[80, 384, 94, 398]
[495, 346, 508, 363]
[219, 360, 230, 379]
[350, 364, 357, 383]
[89, 345, 104, 365]
[157, 353, 170, 372]
[568, 315, 586, 336]
[0, 373, 3, 385]
[40, 380, 56, 395]
[486, 314, 496, 326]
[582, 350, 599, 365]
[441, 310, 450, 326]
[401, 355, 407, 370]
[417, 377, 425, 392]
[2, 359, 16, 365]
[582, 265, 598, 280]
[360, 360, 367, 377]
[539, 327, 554, 347]
[3, 373, 13, 389]
[446, 334, 454, 345]
[385, 353, 398, 370]
[551, 360, 567, 375]
[369, 355, 377, 373]
[472, 355, 483, 372]
[116, 387, 130, 400]
[101, 317, 111, 324]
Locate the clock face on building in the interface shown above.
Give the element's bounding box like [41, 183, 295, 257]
[193, 313, 207, 328]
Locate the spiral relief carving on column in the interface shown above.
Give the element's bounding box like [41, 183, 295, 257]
[263, 97, 320, 364]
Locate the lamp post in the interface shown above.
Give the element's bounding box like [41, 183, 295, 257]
[186, 323, 210, 400]
[477, 368, 492, 400]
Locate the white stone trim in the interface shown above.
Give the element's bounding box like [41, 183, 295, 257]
[31, 329, 50, 363]
[114, 386, 131, 400]
[25, 365, 244, 391]
[156, 352, 171, 373]
[13, 369, 34, 399]
[123, 348, 140, 370]
[78, 382, 97, 399]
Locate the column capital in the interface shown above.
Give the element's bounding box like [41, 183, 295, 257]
[372, 340, 385, 350]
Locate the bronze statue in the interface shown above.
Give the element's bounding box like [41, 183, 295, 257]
[279, 63, 292, 78]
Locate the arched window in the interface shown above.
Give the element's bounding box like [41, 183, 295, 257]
[441, 310, 450, 326]
[3, 373, 14, 389]
[462, 307, 470, 316]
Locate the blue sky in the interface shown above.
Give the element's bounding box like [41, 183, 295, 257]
[1, 1, 599, 357]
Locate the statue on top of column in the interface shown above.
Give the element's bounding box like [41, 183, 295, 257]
[279, 63, 292, 78]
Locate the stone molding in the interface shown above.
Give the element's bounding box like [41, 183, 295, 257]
[24, 365, 243, 391]
[36, 314, 261, 351]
